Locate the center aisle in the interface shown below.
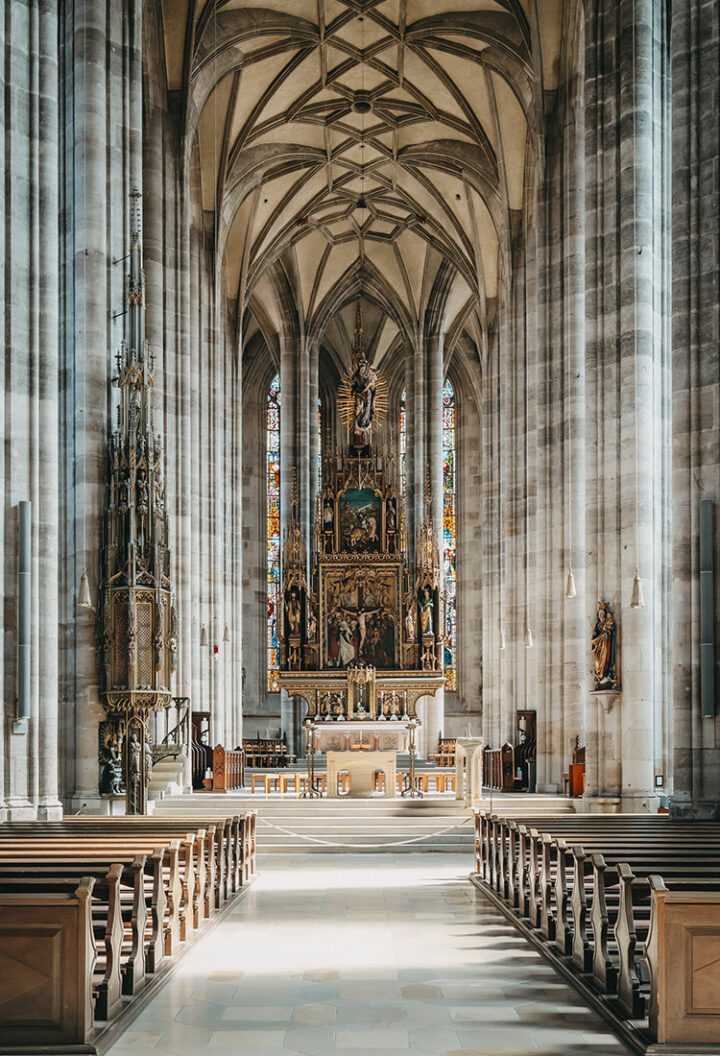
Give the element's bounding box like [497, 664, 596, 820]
[106, 854, 630, 1056]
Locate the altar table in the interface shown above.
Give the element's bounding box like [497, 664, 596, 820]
[326, 750, 397, 798]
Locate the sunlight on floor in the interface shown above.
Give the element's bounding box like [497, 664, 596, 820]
[106, 853, 630, 1056]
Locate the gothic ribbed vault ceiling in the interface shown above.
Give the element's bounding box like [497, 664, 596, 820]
[161, 0, 563, 363]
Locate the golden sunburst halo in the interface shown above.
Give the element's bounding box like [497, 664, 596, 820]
[338, 372, 389, 427]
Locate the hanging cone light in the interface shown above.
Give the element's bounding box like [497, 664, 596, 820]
[524, 625, 534, 649]
[499, 623, 506, 651]
[223, 623, 230, 643]
[630, 568, 645, 609]
[200, 624, 208, 647]
[77, 568, 93, 608]
[565, 568, 577, 599]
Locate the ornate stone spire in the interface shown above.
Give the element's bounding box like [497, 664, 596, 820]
[99, 190, 176, 813]
[352, 294, 366, 367]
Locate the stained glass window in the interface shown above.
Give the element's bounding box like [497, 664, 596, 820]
[399, 388, 407, 496]
[442, 379, 457, 691]
[267, 375, 281, 692]
[318, 398, 323, 483]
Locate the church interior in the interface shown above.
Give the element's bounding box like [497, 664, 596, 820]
[1, 1, 719, 1053]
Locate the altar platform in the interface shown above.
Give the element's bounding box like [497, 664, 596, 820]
[153, 786, 576, 853]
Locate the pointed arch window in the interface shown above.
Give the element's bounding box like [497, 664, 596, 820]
[267, 375, 281, 692]
[399, 388, 407, 496]
[443, 379, 457, 691]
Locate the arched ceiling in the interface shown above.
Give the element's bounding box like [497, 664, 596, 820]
[161, 0, 564, 353]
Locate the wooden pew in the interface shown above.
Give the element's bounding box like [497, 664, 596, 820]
[2, 809, 256, 910]
[0, 811, 257, 1050]
[472, 809, 720, 1048]
[644, 876, 720, 1044]
[0, 838, 184, 959]
[0, 877, 96, 1047]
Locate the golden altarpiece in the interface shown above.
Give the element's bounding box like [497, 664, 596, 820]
[97, 192, 177, 814]
[277, 301, 444, 795]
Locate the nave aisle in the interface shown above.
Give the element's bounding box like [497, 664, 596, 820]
[104, 854, 629, 1056]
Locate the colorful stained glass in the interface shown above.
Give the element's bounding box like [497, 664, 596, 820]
[399, 388, 407, 496]
[267, 375, 281, 692]
[318, 398, 323, 483]
[442, 379, 457, 691]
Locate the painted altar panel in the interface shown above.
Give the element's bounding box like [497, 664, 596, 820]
[338, 487, 382, 554]
[321, 562, 401, 669]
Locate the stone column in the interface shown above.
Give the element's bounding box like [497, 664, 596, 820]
[177, 180, 194, 715]
[36, 0, 62, 817]
[279, 330, 297, 756]
[297, 334, 312, 568]
[308, 339, 320, 539]
[410, 338, 425, 550]
[427, 333, 444, 531]
[616, 0, 666, 810]
[583, 0, 669, 810]
[1, 0, 62, 818]
[66, 0, 112, 809]
[670, 0, 720, 817]
[188, 199, 203, 717]
[562, 69, 588, 777]
[0, 5, 6, 819]
[424, 331, 445, 757]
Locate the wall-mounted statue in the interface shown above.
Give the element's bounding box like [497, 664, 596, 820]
[419, 584, 435, 636]
[592, 600, 618, 689]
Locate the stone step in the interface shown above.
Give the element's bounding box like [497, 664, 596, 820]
[148, 754, 187, 804]
[153, 789, 574, 852]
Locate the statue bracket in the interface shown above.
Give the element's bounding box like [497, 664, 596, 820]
[589, 688, 621, 715]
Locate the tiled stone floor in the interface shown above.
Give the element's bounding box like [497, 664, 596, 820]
[107, 854, 632, 1056]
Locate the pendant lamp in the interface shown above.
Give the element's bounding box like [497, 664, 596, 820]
[630, 568, 645, 609]
[565, 568, 577, 599]
[77, 568, 93, 608]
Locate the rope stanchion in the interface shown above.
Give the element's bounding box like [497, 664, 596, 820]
[256, 813, 473, 849]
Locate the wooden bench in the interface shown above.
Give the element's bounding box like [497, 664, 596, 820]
[472, 810, 720, 1047]
[7, 810, 257, 899]
[0, 812, 256, 1049]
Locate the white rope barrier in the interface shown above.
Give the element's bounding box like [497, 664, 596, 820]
[257, 813, 473, 849]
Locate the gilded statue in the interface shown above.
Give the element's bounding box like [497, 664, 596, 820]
[285, 589, 302, 637]
[419, 585, 434, 637]
[592, 601, 617, 689]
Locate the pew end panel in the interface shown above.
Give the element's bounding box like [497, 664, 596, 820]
[646, 881, 720, 1045]
[0, 878, 97, 1049]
